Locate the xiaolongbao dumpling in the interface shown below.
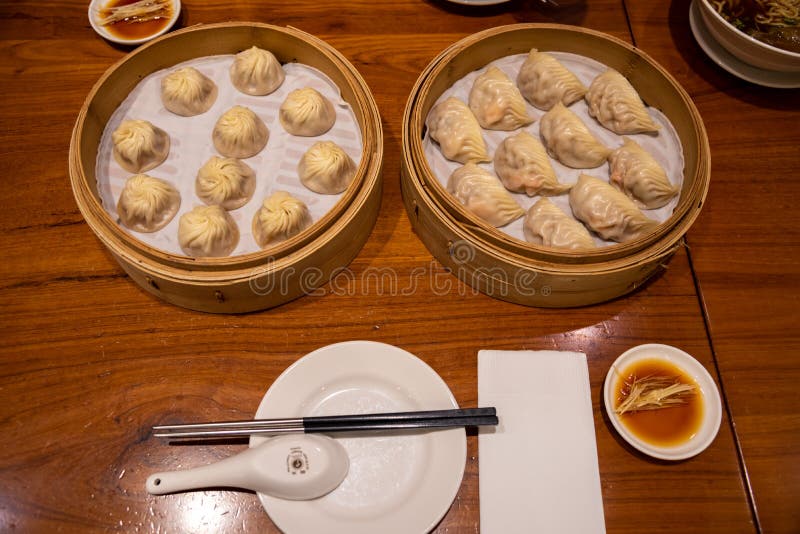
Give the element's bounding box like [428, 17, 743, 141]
[447, 163, 524, 227]
[568, 174, 658, 242]
[279, 88, 336, 137]
[608, 137, 679, 209]
[230, 46, 285, 96]
[252, 191, 313, 248]
[116, 174, 181, 233]
[427, 97, 490, 164]
[585, 69, 660, 134]
[493, 131, 571, 196]
[196, 156, 256, 210]
[517, 49, 587, 111]
[539, 102, 610, 169]
[112, 119, 170, 174]
[298, 141, 357, 194]
[523, 198, 595, 250]
[212, 106, 269, 159]
[469, 66, 534, 131]
[161, 67, 218, 117]
[178, 205, 239, 257]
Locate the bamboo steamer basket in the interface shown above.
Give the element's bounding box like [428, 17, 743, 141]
[70, 22, 383, 313]
[402, 24, 710, 307]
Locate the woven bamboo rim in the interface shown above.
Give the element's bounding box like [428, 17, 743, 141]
[403, 24, 710, 267]
[70, 22, 383, 285]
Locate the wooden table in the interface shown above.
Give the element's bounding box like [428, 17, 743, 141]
[1, 1, 796, 532]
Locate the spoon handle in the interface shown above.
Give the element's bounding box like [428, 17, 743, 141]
[146, 450, 255, 495]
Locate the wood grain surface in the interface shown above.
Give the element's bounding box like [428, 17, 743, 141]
[626, 2, 800, 533]
[1, 0, 793, 532]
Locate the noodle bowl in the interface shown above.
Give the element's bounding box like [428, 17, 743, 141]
[709, 0, 800, 52]
[699, 0, 800, 72]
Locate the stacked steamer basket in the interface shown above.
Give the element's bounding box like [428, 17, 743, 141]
[401, 24, 710, 307]
[70, 23, 383, 313]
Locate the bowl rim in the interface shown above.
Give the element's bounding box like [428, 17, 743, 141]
[88, 0, 182, 46]
[698, 0, 800, 59]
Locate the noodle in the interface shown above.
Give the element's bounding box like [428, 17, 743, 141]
[711, 0, 799, 26]
[709, 0, 800, 52]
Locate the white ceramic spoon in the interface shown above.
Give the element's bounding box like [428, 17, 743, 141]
[146, 434, 349, 500]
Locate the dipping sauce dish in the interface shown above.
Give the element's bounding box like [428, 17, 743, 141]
[88, 0, 181, 46]
[604, 344, 722, 461]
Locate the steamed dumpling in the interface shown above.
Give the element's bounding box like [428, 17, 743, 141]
[230, 46, 285, 96]
[116, 174, 180, 233]
[539, 102, 610, 168]
[252, 191, 313, 248]
[161, 67, 218, 117]
[516, 49, 587, 111]
[196, 156, 256, 210]
[608, 137, 679, 209]
[298, 141, 357, 194]
[523, 198, 595, 250]
[212, 106, 269, 159]
[493, 131, 571, 197]
[585, 69, 660, 134]
[569, 174, 658, 242]
[112, 119, 170, 174]
[468, 66, 534, 131]
[447, 163, 524, 227]
[427, 97, 490, 164]
[279, 88, 336, 136]
[178, 205, 239, 257]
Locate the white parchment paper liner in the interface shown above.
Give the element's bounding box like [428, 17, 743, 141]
[96, 54, 363, 257]
[423, 52, 684, 247]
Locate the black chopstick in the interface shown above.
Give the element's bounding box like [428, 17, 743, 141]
[153, 407, 497, 440]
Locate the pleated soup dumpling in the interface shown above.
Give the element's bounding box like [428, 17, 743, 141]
[195, 156, 256, 211]
[161, 67, 218, 117]
[568, 174, 658, 243]
[608, 137, 679, 209]
[178, 205, 239, 258]
[523, 197, 595, 250]
[539, 102, 610, 169]
[112, 119, 170, 174]
[279, 88, 336, 137]
[585, 69, 660, 135]
[230, 46, 285, 96]
[447, 163, 524, 227]
[116, 174, 181, 233]
[516, 49, 588, 111]
[252, 191, 313, 248]
[468, 66, 534, 131]
[298, 141, 357, 194]
[493, 131, 571, 196]
[212, 106, 269, 159]
[427, 97, 490, 164]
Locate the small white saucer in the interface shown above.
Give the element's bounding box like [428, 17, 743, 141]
[88, 0, 181, 46]
[604, 344, 722, 461]
[689, 0, 800, 88]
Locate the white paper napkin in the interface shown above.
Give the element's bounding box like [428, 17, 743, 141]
[478, 350, 606, 534]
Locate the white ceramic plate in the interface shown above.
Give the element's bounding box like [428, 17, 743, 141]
[250, 341, 466, 533]
[88, 0, 181, 46]
[603, 343, 722, 461]
[689, 0, 800, 88]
